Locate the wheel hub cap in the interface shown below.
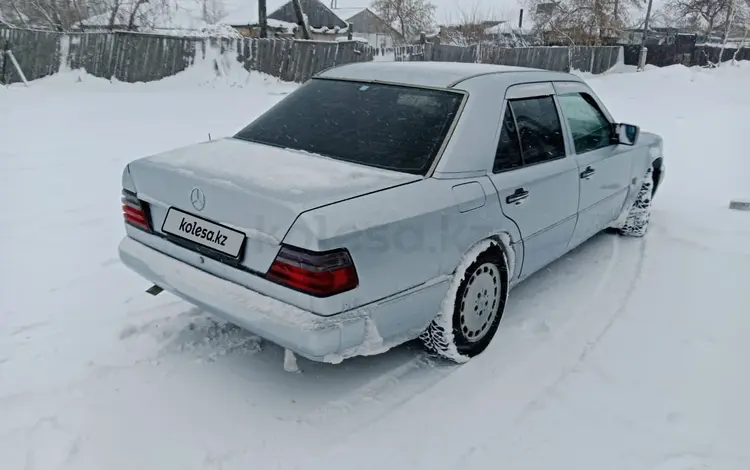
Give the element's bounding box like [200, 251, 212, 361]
[459, 263, 501, 343]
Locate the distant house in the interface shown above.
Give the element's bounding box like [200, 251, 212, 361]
[436, 20, 534, 47]
[221, 0, 349, 40]
[331, 7, 404, 48]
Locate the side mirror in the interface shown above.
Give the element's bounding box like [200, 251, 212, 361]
[614, 123, 640, 146]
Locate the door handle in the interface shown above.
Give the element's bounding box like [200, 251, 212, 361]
[580, 166, 596, 179]
[506, 188, 530, 205]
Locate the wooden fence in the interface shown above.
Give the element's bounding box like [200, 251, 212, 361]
[392, 43, 623, 74]
[622, 42, 750, 68]
[0, 28, 372, 85]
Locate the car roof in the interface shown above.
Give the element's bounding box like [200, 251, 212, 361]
[317, 61, 578, 89]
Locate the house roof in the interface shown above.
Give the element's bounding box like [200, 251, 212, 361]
[221, 0, 347, 30]
[330, 7, 367, 21]
[270, 0, 347, 29]
[332, 6, 404, 38]
[484, 20, 534, 35]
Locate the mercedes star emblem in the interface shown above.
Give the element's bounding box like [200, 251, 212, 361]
[190, 187, 206, 211]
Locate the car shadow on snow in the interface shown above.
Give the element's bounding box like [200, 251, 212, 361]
[118, 232, 624, 425]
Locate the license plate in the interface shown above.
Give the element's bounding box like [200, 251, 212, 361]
[162, 208, 245, 258]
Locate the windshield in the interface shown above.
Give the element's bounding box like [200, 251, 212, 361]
[233, 78, 464, 175]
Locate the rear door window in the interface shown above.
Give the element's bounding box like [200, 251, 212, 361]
[508, 96, 566, 166]
[493, 106, 524, 173]
[234, 79, 464, 175]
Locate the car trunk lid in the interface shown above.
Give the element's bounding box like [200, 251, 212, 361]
[126, 138, 420, 273]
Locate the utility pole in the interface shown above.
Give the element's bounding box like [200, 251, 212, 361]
[259, 0, 268, 38]
[718, 0, 737, 66]
[292, 0, 311, 39]
[638, 0, 654, 70]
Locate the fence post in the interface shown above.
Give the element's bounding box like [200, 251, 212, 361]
[1, 40, 8, 85]
[637, 46, 648, 71]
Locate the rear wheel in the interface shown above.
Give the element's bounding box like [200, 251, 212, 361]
[420, 246, 508, 362]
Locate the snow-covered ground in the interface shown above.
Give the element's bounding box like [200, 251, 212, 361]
[2, 59, 750, 470]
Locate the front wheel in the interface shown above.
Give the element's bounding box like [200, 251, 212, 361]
[419, 245, 509, 363]
[620, 167, 654, 237]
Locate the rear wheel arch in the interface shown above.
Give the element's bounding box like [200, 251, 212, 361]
[651, 157, 663, 196]
[485, 232, 519, 283]
[419, 237, 513, 362]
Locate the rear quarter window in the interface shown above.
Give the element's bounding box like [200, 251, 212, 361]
[234, 79, 464, 175]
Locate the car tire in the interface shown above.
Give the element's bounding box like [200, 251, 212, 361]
[652, 166, 662, 198]
[619, 167, 654, 237]
[419, 245, 509, 363]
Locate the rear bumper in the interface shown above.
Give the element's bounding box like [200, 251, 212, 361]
[118, 236, 449, 363]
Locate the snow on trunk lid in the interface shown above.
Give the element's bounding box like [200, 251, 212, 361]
[126, 138, 419, 274]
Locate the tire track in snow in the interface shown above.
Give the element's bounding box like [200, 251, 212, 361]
[302, 233, 649, 470]
[316, 235, 628, 440]
[453, 235, 650, 469]
[298, 352, 459, 430]
[507, 234, 648, 428]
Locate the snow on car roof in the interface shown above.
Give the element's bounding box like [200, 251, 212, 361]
[318, 61, 563, 89]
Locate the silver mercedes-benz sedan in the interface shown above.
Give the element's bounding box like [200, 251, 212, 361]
[118, 61, 666, 364]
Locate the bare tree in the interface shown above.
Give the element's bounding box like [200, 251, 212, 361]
[439, 4, 527, 46]
[125, 0, 148, 30]
[665, 0, 732, 34]
[731, 19, 748, 63]
[0, 0, 32, 27]
[371, 0, 436, 39]
[717, 0, 750, 64]
[441, 4, 499, 45]
[527, 0, 643, 45]
[0, 0, 89, 30]
[200, 0, 225, 24]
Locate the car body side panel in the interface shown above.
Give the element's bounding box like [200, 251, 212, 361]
[283, 177, 521, 329]
[490, 158, 580, 279]
[552, 82, 632, 247]
[610, 131, 663, 229]
[479, 81, 580, 279]
[436, 176, 524, 282]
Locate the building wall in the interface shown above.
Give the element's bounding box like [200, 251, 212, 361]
[347, 10, 403, 46]
[352, 32, 396, 48]
[231, 26, 293, 38]
[303, 31, 348, 41]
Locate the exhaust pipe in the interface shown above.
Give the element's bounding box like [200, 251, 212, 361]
[146, 284, 164, 296]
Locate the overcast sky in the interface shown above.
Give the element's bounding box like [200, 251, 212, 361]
[221, 0, 665, 29]
[327, 0, 664, 26]
[328, 0, 527, 24]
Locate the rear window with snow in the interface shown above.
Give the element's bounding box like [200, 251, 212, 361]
[233, 79, 465, 175]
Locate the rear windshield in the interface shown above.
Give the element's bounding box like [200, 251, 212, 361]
[233, 79, 464, 175]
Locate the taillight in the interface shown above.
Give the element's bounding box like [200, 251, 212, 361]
[266, 246, 359, 297]
[122, 189, 152, 232]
